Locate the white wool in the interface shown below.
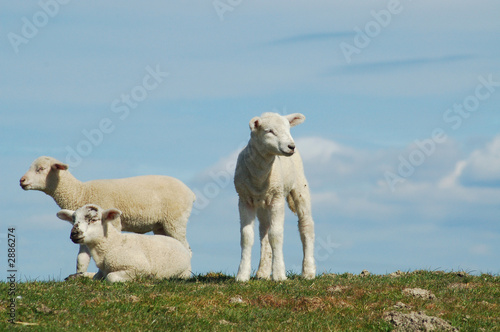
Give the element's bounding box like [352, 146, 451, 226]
[234, 112, 316, 282]
[20, 156, 195, 274]
[58, 205, 191, 283]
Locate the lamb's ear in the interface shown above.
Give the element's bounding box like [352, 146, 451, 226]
[249, 116, 261, 132]
[102, 209, 122, 223]
[57, 210, 75, 224]
[52, 162, 68, 171]
[102, 209, 123, 235]
[286, 113, 306, 127]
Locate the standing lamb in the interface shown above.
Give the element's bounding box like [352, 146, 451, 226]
[234, 112, 316, 282]
[20, 156, 195, 275]
[57, 204, 192, 283]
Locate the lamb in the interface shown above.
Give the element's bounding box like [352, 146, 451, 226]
[234, 112, 316, 282]
[57, 204, 192, 282]
[20, 156, 195, 275]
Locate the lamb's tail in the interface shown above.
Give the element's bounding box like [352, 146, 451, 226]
[287, 194, 297, 215]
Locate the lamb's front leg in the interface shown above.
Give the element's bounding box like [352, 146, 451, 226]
[236, 199, 256, 282]
[256, 214, 272, 280]
[76, 244, 91, 273]
[267, 201, 287, 281]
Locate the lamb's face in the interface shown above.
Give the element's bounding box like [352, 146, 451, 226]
[19, 156, 68, 191]
[250, 113, 305, 157]
[57, 205, 122, 245]
[69, 206, 105, 245]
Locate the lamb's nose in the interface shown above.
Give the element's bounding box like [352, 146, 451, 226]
[20, 177, 25, 184]
[288, 143, 296, 151]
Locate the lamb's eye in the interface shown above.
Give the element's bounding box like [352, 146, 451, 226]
[36, 167, 45, 173]
[266, 129, 276, 136]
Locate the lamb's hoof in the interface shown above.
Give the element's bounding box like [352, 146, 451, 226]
[302, 263, 316, 280]
[255, 271, 271, 280]
[65, 272, 96, 281]
[235, 274, 250, 283]
[256, 274, 271, 280]
[272, 274, 287, 282]
[302, 272, 316, 280]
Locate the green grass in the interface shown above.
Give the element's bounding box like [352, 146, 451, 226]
[1, 271, 499, 331]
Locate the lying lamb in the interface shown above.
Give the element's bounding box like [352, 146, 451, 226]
[20, 156, 195, 275]
[57, 204, 192, 283]
[234, 112, 316, 282]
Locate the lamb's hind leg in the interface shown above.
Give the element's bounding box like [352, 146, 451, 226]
[290, 187, 316, 279]
[236, 199, 256, 282]
[159, 209, 191, 252]
[106, 270, 134, 283]
[256, 213, 272, 280]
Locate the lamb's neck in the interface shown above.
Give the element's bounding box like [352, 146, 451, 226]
[86, 239, 110, 268]
[245, 140, 276, 187]
[46, 171, 85, 210]
[88, 228, 121, 268]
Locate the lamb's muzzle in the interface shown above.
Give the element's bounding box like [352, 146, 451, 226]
[19, 176, 28, 190]
[70, 227, 84, 244]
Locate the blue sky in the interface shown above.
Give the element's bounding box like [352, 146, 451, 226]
[1, 1, 500, 281]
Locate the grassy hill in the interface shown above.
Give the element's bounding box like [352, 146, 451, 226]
[1, 271, 499, 331]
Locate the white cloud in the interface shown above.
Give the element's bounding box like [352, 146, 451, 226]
[296, 136, 388, 191]
[297, 137, 349, 164]
[438, 160, 467, 189]
[458, 136, 500, 187]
